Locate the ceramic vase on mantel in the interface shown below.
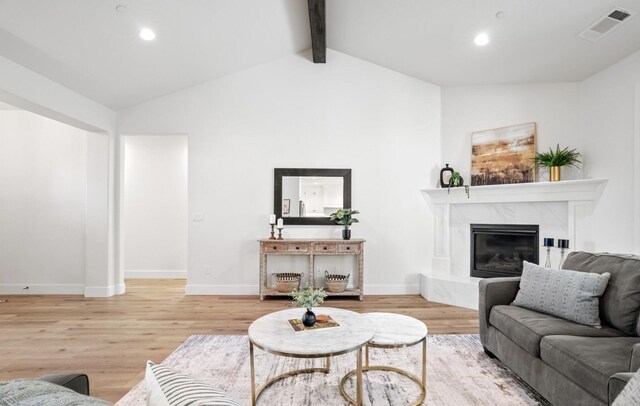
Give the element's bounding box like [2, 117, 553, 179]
[302, 308, 316, 327]
[342, 226, 351, 240]
[550, 166, 561, 182]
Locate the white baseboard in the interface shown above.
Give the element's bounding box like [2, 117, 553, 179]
[185, 284, 419, 296]
[84, 285, 115, 297]
[125, 270, 187, 279]
[114, 282, 126, 295]
[0, 284, 84, 295]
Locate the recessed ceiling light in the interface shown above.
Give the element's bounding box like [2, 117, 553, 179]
[474, 33, 490, 46]
[139, 28, 156, 41]
[115, 5, 128, 13]
[495, 11, 506, 19]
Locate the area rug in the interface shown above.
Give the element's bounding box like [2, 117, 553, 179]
[117, 334, 550, 406]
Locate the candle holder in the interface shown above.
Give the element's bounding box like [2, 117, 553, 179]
[269, 224, 276, 240]
[557, 239, 569, 270]
[545, 247, 552, 268]
[543, 238, 554, 268]
[277, 227, 283, 240]
[558, 248, 566, 270]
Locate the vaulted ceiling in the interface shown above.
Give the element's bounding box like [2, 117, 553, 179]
[0, 0, 639, 111]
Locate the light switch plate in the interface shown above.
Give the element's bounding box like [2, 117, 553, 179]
[192, 212, 205, 222]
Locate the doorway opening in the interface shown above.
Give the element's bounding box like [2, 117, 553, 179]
[121, 135, 188, 282]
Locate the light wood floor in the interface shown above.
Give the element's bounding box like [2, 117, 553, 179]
[0, 279, 478, 403]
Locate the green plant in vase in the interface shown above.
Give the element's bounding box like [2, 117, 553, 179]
[532, 144, 582, 182]
[290, 284, 327, 327]
[448, 171, 469, 198]
[330, 208, 360, 240]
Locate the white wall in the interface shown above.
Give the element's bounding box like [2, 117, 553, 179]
[0, 53, 118, 297]
[118, 49, 442, 294]
[579, 50, 640, 254]
[123, 135, 188, 278]
[0, 110, 87, 293]
[441, 83, 582, 184]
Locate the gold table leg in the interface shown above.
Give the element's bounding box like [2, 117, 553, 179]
[356, 348, 363, 406]
[365, 345, 369, 368]
[422, 337, 427, 389]
[250, 341, 256, 406]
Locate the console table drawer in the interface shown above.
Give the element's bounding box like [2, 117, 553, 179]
[314, 243, 337, 253]
[338, 243, 360, 253]
[263, 243, 286, 253]
[287, 243, 309, 253]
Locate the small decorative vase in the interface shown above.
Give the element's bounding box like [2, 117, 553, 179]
[302, 309, 316, 327]
[342, 227, 351, 240]
[440, 164, 454, 188]
[550, 166, 561, 182]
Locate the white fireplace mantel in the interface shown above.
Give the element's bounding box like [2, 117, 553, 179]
[421, 178, 608, 205]
[419, 178, 608, 310]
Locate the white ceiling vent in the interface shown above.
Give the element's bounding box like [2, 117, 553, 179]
[579, 7, 635, 41]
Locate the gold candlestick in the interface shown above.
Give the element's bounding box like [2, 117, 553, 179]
[277, 227, 283, 240]
[269, 224, 276, 240]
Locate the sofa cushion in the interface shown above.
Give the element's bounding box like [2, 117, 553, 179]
[540, 336, 640, 403]
[490, 305, 623, 357]
[563, 252, 640, 336]
[513, 261, 610, 327]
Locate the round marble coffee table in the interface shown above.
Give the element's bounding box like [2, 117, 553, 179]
[340, 312, 428, 406]
[248, 307, 375, 406]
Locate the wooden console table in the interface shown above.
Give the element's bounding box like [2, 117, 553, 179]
[259, 238, 365, 300]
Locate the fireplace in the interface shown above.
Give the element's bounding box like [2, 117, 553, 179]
[470, 224, 539, 278]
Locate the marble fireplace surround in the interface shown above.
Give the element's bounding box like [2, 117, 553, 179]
[420, 179, 608, 310]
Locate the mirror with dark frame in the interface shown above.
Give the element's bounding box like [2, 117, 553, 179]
[274, 168, 352, 225]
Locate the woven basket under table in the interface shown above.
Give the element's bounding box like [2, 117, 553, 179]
[272, 272, 304, 293]
[324, 271, 350, 293]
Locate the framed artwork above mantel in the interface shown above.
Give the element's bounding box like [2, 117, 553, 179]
[471, 122, 536, 186]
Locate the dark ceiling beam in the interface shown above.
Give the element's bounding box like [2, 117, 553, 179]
[307, 0, 326, 63]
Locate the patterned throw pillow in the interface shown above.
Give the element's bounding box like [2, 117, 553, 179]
[512, 261, 610, 327]
[145, 361, 239, 406]
[613, 369, 640, 406]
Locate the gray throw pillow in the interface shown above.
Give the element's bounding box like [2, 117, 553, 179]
[613, 369, 640, 406]
[512, 261, 610, 327]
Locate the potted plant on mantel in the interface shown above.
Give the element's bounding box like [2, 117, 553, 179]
[532, 144, 582, 182]
[330, 208, 359, 240]
[448, 171, 470, 198]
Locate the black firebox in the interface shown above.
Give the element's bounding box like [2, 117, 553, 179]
[470, 224, 539, 278]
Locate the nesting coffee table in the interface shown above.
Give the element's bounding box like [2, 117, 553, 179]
[340, 312, 428, 406]
[248, 307, 375, 406]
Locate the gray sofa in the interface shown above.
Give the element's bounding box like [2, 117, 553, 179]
[479, 251, 640, 406]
